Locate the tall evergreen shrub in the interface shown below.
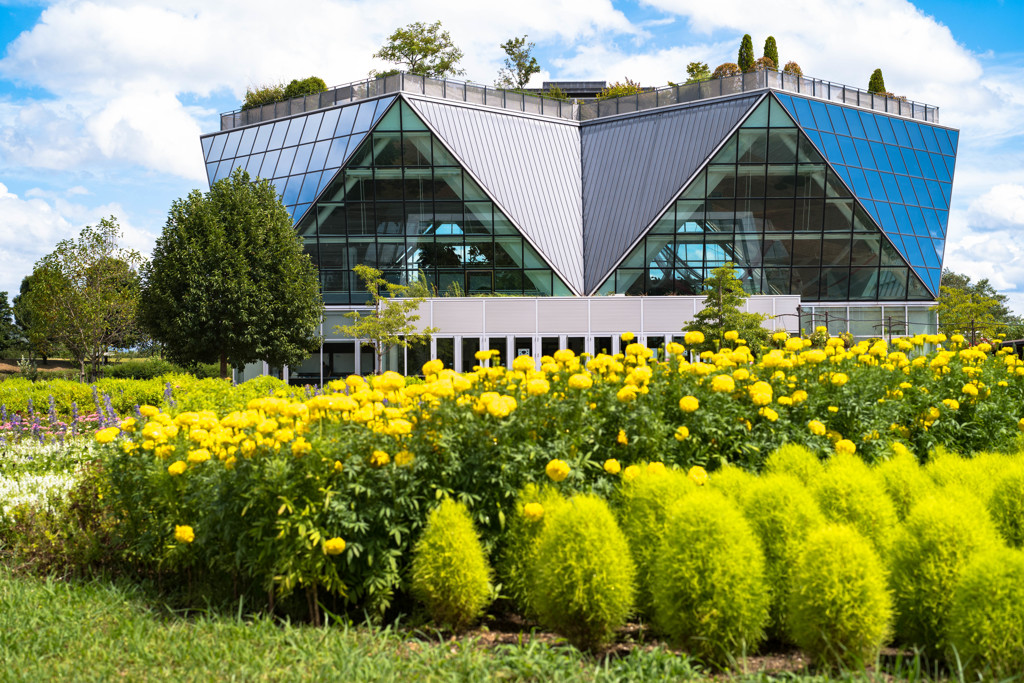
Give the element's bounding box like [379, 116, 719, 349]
[738, 34, 755, 72]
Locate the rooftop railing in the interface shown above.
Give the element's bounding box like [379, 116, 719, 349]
[218, 70, 939, 132]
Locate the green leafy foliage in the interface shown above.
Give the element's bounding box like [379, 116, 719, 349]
[496, 35, 540, 90]
[684, 263, 768, 353]
[337, 265, 437, 374]
[26, 218, 143, 382]
[708, 464, 757, 504]
[684, 61, 711, 84]
[283, 76, 327, 100]
[742, 474, 824, 640]
[867, 68, 886, 94]
[787, 524, 892, 668]
[932, 269, 1017, 340]
[528, 494, 636, 650]
[612, 466, 696, 618]
[373, 21, 465, 78]
[738, 34, 755, 72]
[712, 62, 741, 79]
[410, 498, 492, 631]
[497, 484, 567, 618]
[890, 490, 1002, 656]
[652, 488, 769, 664]
[596, 78, 643, 100]
[948, 547, 1024, 678]
[0, 291, 18, 358]
[783, 61, 803, 77]
[12, 273, 59, 363]
[763, 443, 824, 486]
[241, 83, 285, 111]
[811, 454, 897, 556]
[762, 37, 779, 70]
[140, 167, 322, 378]
[986, 462, 1024, 547]
[873, 446, 931, 520]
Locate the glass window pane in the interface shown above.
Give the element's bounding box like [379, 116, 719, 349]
[794, 198, 824, 231]
[268, 120, 289, 149]
[334, 104, 358, 137]
[707, 167, 736, 198]
[767, 130, 798, 164]
[274, 147, 296, 177]
[873, 115, 898, 145]
[764, 199, 794, 231]
[738, 129, 768, 163]
[766, 166, 797, 197]
[827, 105, 850, 135]
[735, 167, 765, 198]
[283, 118, 304, 147]
[372, 132, 402, 166]
[351, 102, 375, 134]
[849, 270, 879, 301]
[245, 153, 265, 176]
[291, 143, 314, 175]
[281, 176, 302, 205]
[222, 130, 243, 159]
[403, 132, 432, 166]
[251, 123, 273, 153]
[307, 140, 331, 172]
[844, 108, 866, 138]
[797, 135, 826, 164]
[317, 109, 340, 141]
[237, 127, 258, 157]
[792, 267, 821, 299]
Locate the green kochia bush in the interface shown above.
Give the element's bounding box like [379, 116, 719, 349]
[812, 454, 897, 556]
[528, 494, 636, 650]
[986, 463, 1024, 548]
[741, 473, 823, 641]
[410, 498, 492, 631]
[787, 524, 892, 668]
[764, 443, 824, 486]
[497, 484, 567, 619]
[873, 446, 932, 521]
[652, 489, 769, 664]
[708, 464, 756, 504]
[890, 491, 1002, 656]
[948, 547, 1024, 678]
[612, 467, 695, 618]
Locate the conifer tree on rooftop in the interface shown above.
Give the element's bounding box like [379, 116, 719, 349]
[738, 34, 755, 72]
[763, 36, 779, 70]
[868, 68, 887, 94]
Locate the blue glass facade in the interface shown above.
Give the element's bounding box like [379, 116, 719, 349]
[774, 93, 957, 295]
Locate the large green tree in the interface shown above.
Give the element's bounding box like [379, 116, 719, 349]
[496, 35, 540, 90]
[762, 36, 779, 69]
[738, 34, 755, 72]
[868, 68, 886, 94]
[684, 61, 711, 84]
[373, 20, 465, 78]
[0, 291, 17, 359]
[932, 269, 1021, 342]
[684, 263, 768, 352]
[12, 274, 57, 364]
[27, 217, 143, 381]
[140, 168, 323, 379]
[337, 265, 437, 374]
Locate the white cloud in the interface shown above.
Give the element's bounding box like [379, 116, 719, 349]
[967, 183, 1024, 232]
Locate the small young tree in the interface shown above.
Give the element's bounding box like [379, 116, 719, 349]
[12, 274, 57, 364]
[684, 263, 768, 352]
[496, 35, 540, 90]
[783, 61, 803, 77]
[762, 36, 779, 70]
[337, 265, 437, 374]
[373, 20, 465, 78]
[685, 61, 711, 84]
[283, 76, 327, 100]
[712, 62, 742, 79]
[738, 34, 755, 72]
[542, 85, 569, 101]
[597, 78, 643, 100]
[868, 68, 886, 94]
[242, 82, 285, 111]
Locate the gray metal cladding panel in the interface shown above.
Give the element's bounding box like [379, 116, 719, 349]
[407, 98, 585, 293]
[581, 95, 761, 293]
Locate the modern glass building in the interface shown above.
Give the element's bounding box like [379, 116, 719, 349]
[200, 71, 957, 381]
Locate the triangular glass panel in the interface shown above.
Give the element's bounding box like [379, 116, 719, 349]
[597, 91, 933, 301]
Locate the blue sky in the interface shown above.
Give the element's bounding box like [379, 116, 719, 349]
[1, 0, 1022, 312]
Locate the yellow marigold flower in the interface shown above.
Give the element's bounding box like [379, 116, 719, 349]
[835, 439, 856, 456]
[621, 331, 635, 342]
[1018, 418, 1024, 432]
[604, 458, 621, 475]
[647, 462, 667, 476]
[772, 331, 789, 342]
[684, 330, 705, 345]
[545, 458, 570, 482]
[617, 429, 628, 445]
[777, 396, 793, 406]
[568, 373, 593, 390]
[711, 374, 735, 393]
[512, 355, 536, 372]
[291, 437, 312, 457]
[370, 450, 390, 467]
[792, 390, 808, 403]
[666, 342, 684, 355]
[95, 427, 120, 444]
[394, 450, 414, 467]
[274, 428, 294, 444]
[167, 460, 187, 476]
[828, 406, 839, 413]
[521, 502, 545, 522]
[732, 368, 750, 381]
[942, 398, 960, 411]
[748, 380, 773, 406]
[830, 373, 849, 386]
[526, 378, 550, 396]
[486, 395, 517, 418]
[323, 537, 346, 555]
[622, 465, 641, 483]
[785, 338, 804, 352]
[187, 448, 211, 464]
[962, 383, 979, 397]
[687, 466, 708, 486]
[674, 425, 690, 441]
[553, 349, 576, 363]
[616, 385, 638, 403]
[474, 349, 491, 361]
[421, 359, 444, 375]
[678, 395, 699, 413]
[723, 330, 739, 342]
[756, 406, 777, 421]
[139, 405, 160, 418]
[155, 444, 174, 459]
[120, 417, 137, 432]
[174, 525, 194, 544]
[808, 420, 826, 436]
[333, 460, 344, 472]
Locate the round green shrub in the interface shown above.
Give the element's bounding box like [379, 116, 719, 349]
[612, 466, 694, 618]
[741, 473, 824, 641]
[708, 464, 756, 505]
[923, 447, 994, 498]
[528, 493, 636, 650]
[948, 547, 1024, 678]
[497, 484, 566, 618]
[987, 462, 1024, 548]
[410, 498, 492, 631]
[764, 443, 824, 486]
[651, 488, 769, 664]
[812, 453, 897, 556]
[873, 446, 932, 521]
[787, 524, 892, 668]
[890, 490, 1002, 655]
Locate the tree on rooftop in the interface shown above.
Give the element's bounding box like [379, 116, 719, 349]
[242, 83, 285, 111]
[683, 263, 768, 353]
[763, 36, 779, 70]
[337, 265, 437, 374]
[738, 34, 755, 72]
[140, 168, 323, 379]
[283, 76, 327, 100]
[373, 20, 465, 78]
[27, 217, 144, 382]
[783, 61, 803, 77]
[711, 63, 741, 79]
[496, 35, 540, 90]
[685, 61, 711, 84]
[597, 78, 643, 100]
[868, 68, 886, 94]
